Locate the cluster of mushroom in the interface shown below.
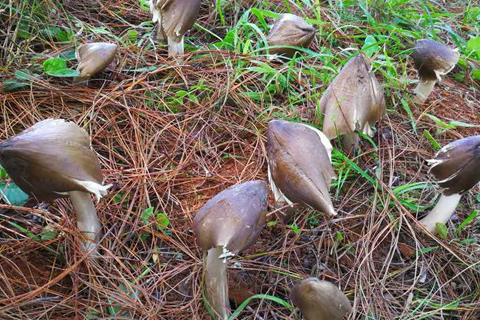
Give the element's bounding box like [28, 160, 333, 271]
[2, 4, 476, 320]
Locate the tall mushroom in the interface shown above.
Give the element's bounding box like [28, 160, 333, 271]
[74, 42, 118, 83]
[420, 136, 480, 233]
[290, 278, 352, 320]
[318, 53, 385, 150]
[411, 39, 459, 104]
[150, 0, 201, 56]
[0, 119, 111, 254]
[267, 120, 336, 221]
[193, 181, 268, 319]
[266, 13, 316, 58]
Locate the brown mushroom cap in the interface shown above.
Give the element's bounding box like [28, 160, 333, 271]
[267, 13, 316, 57]
[412, 39, 459, 81]
[193, 180, 268, 254]
[0, 119, 107, 202]
[76, 42, 117, 79]
[319, 53, 385, 141]
[153, 0, 201, 43]
[267, 120, 336, 216]
[427, 135, 480, 195]
[290, 278, 352, 320]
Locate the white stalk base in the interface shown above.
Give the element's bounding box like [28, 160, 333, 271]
[420, 193, 461, 233]
[414, 80, 436, 104]
[69, 190, 101, 256]
[205, 246, 230, 319]
[168, 36, 184, 56]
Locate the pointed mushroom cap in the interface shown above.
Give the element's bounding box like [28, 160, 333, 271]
[267, 120, 336, 216]
[154, 0, 201, 43]
[76, 42, 117, 80]
[427, 135, 480, 195]
[266, 13, 316, 57]
[290, 278, 352, 320]
[412, 39, 459, 81]
[193, 180, 268, 254]
[0, 119, 110, 202]
[319, 54, 385, 141]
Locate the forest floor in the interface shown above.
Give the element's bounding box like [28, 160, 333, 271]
[0, 0, 479, 319]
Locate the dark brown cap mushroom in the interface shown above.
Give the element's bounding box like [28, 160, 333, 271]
[150, 0, 201, 56]
[74, 42, 117, 83]
[319, 53, 385, 150]
[411, 39, 459, 104]
[193, 180, 268, 319]
[420, 136, 480, 233]
[290, 278, 352, 320]
[0, 119, 111, 254]
[267, 120, 336, 219]
[266, 13, 316, 58]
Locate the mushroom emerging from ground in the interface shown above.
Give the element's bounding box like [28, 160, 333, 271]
[290, 278, 352, 320]
[0, 119, 111, 254]
[318, 53, 385, 151]
[266, 13, 316, 58]
[267, 120, 336, 220]
[411, 39, 459, 104]
[193, 180, 268, 319]
[420, 136, 480, 233]
[150, 0, 201, 56]
[74, 42, 117, 83]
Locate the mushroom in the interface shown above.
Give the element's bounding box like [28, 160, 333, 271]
[150, 0, 201, 56]
[267, 120, 336, 221]
[193, 180, 268, 319]
[290, 278, 352, 320]
[319, 53, 385, 150]
[420, 136, 480, 233]
[0, 119, 111, 254]
[266, 13, 316, 58]
[411, 39, 459, 104]
[74, 42, 117, 83]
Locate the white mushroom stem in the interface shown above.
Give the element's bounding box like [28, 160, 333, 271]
[204, 246, 230, 319]
[156, 15, 165, 41]
[168, 37, 184, 56]
[414, 79, 436, 104]
[69, 190, 101, 255]
[420, 193, 461, 233]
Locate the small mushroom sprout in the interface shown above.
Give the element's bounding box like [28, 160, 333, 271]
[420, 136, 480, 233]
[0, 119, 111, 255]
[291, 278, 352, 320]
[411, 39, 459, 104]
[74, 42, 117, 83]
[266, 13, 316, 58]
[150, 0, 201, 56]
[319, 53, 385, 150]
[267, 120, 336, 221]
[193, 181, 268, 319]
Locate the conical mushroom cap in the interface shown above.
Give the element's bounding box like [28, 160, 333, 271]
[75, 42, 117, 80]
[267, 13, 316, 57]
[427, 136, 480, 196]
[193, 180, 268, 254]
[290, 278, 352, 320]
[154, 0, 201, 43]
[267, 120, 336, 216]
[0, 119, 109, 202]
[412, 39, 459, 81]
[319, 54, 385, 141]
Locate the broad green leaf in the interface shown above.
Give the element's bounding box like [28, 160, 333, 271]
[472, 69, 480, 81]
[362, 35, 380, 57]
[467, 36, 480, 56]
[0, 182, 29, 206]
[43, 58, 79, 77]
[141, 207, 154, 225]
[435, 222, 448, 239]
[156, 213, 170, 230]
